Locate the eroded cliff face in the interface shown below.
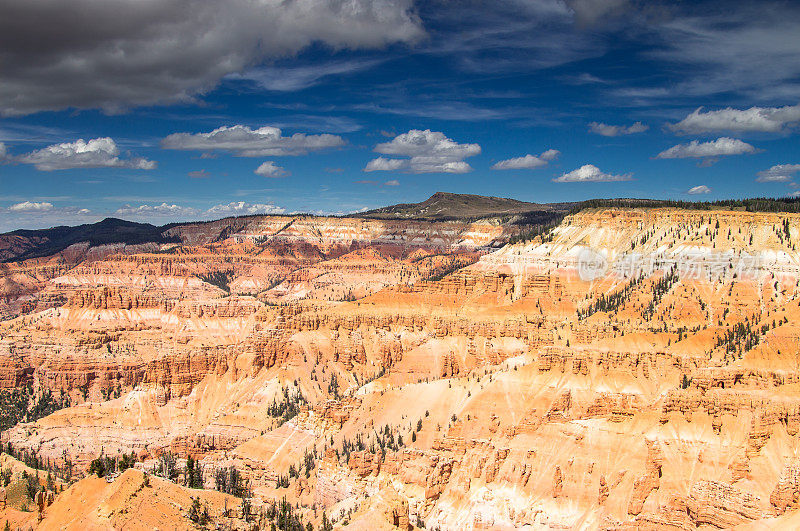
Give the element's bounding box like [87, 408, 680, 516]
[4, 208, 800, 529]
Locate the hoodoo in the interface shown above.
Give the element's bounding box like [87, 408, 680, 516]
[4, 199, 800, 528]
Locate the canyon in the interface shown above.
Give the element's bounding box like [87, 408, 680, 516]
[3, 195, 800, 530]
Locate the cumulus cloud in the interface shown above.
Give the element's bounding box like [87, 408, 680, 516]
[687, 185, 711, 194]
[553, 164, 631, 182]
[669, 104, 800, 134]
[364, 129, 481, 174]
[113, 201, 286, 222]
[384, 179, 400, 186]
[0, 0, 423, 116]
[491, 149, 560, 170]
[254, 161, 288, 178]
[0, 203, 97, 231]
[16, 137, 156, 171]
[116, 203, 199, 216]
[588, 121, 648, 136]
[205, 201, 285, 216]
[756, 164, 800, 183]
[655, 137, 757, 159]
[162, 125, 344, 157]
[0, 142, 7, 160]
[8, 201, 54, 212]
[364, 157, 407, 172]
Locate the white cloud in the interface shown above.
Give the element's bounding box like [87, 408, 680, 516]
[0, 204, 98, 231]
[669, 104, 800, 134]
[384, 179, 400, 186]
[232, 59, 383, 92]
[410, 159, 472, 173]
[0, 0, 423, 116]
[553, 164, 631, 182]
[113, 201, 286, 223]
[756, 164, 800, 182]
[655, 137, 757, 159]
[687, 185, 711, 194]
[628, 9, 800, 103]
[188, 170, 211, 179]
[566, 0, 629, 27]
[365, 129, 481, 174]
[16, 137, 156, 171]
[8, 201, 54, 212]
[492, 149, 560, 170]
[364, 157, 408, 172]
[540, 149, 560, 161]
[205, 201, 285, 216]
[0, 142, 7, 160]
[161, 125, 344, 157]
[115, 203, 199, 216]
[254, 161, 288, 178]
[588, 121, 648, 136]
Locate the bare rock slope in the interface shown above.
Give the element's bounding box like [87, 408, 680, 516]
[4, 203, 800, 529]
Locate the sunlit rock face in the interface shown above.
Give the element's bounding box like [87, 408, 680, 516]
[5, 207, 800, 529]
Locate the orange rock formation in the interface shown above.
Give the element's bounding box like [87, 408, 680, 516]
[2, 208, 800, 529]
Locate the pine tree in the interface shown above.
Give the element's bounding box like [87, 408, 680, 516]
[322, 512, 334, 531]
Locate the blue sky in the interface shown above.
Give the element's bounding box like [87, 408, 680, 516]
[1, 0, 800, 231]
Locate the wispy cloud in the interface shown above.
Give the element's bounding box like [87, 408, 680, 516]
[588, 121, 648, 136]
[669, 104, 800, 134]
[492, 149, 560, 170]
[756, 164, 800, 182]
[231, 59, 383, 91]
[687, 185, 711, 194]
[656, 137, 758, 159]
[354, 101, 511, 122]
